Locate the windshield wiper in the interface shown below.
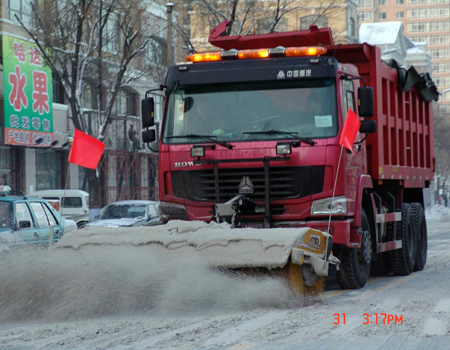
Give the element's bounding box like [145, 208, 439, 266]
[243, 130, 315, 146]
[165, 134, 233, 149]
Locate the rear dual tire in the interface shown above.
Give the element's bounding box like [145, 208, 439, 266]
[336, 202, 426, 291]
[411, 203, 427, 271]
[389, 203, 417, 276]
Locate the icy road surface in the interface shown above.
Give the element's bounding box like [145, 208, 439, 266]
[1, 208, 450, 350]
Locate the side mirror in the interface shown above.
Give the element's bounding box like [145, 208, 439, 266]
[142, 129, 156, 143]
[358, 87, 374, 117]
[359, 120, 376, 134]
[142, 98, 155, 128]
[19, 220, 31, 229]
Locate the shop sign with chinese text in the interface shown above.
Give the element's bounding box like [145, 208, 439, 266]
[3, 34, 53, 146]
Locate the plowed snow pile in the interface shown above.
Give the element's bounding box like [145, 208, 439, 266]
[0, 221, 305, 323]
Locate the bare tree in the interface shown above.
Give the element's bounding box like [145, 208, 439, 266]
[193, 0, 340, 40]
[433, 105, 450, 202]
[17, 0, 154, 208]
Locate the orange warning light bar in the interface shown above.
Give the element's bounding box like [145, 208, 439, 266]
[186, 52, 222, 62]
[285, 46, 327, 57]
[186, 46, 327, 62]
[237, 49, 270, 60]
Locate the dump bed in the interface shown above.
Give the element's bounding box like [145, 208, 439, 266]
[328, 44, 435, 187]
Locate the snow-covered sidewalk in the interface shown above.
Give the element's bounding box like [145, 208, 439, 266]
[426, 204, 450, 221]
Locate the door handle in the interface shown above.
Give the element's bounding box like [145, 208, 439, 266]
[33, 232, 39, 237]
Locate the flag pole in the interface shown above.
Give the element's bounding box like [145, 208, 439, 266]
[60, 163, 70, 219]
[327, 145, 345, 234]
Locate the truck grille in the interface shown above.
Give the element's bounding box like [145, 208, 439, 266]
[172, 166, 325, 202]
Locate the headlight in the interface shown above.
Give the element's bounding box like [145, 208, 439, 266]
[276, 143, 292, 155]
[311, 196, 347, 215]
[191, 146, 205, 158]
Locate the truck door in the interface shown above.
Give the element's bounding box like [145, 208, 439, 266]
[342, 79, 356, 117]
[341, 78, 365, 212]
[14, 202, 40, 244]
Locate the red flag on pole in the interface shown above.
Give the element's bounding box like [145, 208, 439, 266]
[68, 129, 105, 169]
[339, 109, 361, 155]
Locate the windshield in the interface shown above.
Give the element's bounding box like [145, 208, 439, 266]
[163, 79, 337, 144]
[0, 201, 13, 231]
[99, 204, 147, 220]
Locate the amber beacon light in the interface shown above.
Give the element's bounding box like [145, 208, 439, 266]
[186, 46, 327, 62]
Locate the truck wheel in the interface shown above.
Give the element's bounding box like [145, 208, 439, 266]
[389, 203, 416, 276]
[411, 203, 427, 271]
[336, 209, 372, 289]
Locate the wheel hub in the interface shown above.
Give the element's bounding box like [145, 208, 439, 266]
[301, 264, 318, 287]
[361, 230, 372, 264]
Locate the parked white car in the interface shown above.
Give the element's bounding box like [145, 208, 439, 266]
[27, 189, 90, 228]
[86, 200, 161, 228]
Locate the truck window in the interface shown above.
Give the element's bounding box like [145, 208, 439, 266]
[163, 79, 338, 143]
[342, 80, 355, 120]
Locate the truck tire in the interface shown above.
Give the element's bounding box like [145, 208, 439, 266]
[411, 203, 427, 271]
[389, 203, 416, 276]
[336, 209, 372, 289]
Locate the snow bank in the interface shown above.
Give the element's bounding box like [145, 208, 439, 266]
[425, 205, 450, 221]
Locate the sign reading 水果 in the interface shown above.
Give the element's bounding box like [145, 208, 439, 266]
[3, 34, 53, 146]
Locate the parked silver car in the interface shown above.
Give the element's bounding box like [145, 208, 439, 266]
[86, 200, 161, 228]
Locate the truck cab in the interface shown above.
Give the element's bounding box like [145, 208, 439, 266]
[145, 28, 374, 240]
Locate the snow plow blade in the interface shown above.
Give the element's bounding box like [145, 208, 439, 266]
[55, 220, 339, 296]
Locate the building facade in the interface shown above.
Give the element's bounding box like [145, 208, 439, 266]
[0, 0, 172, 206]
[183, 0, 359, 56]
[358, 0, 450, 110]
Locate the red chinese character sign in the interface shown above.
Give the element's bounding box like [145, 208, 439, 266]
[3, 35, 53, 146]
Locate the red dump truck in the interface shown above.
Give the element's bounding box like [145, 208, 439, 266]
[141, 22, 438, 291]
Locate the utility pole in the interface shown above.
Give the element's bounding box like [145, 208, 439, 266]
[166, 3, 174, 67]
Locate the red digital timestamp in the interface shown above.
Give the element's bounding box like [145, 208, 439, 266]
[333, 313, 403, 325]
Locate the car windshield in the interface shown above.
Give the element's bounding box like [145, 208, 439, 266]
[163, 79, 338, 144]
[0, 201, 13, 231]
[99, 204, 147, 220]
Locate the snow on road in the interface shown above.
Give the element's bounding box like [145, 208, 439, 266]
[1, 207, 450, 349]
